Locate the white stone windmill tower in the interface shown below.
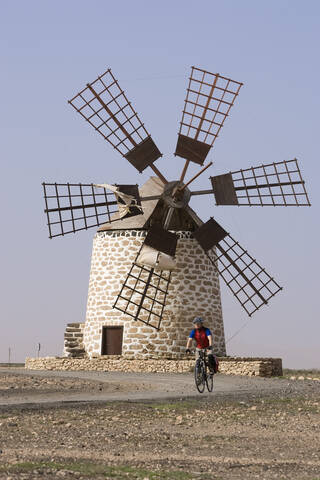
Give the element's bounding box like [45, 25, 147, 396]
[43, 67, 310, 359]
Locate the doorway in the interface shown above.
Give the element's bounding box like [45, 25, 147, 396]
[101, 326, 123, 355]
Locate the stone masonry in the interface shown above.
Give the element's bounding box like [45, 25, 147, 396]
[25, 356, 283, 377]
[83, 229, 226, 358]
[63, 323, 85, 358]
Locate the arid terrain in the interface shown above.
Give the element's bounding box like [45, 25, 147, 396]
[0, 367, 319, 479]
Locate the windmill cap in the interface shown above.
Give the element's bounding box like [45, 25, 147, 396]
[193, 317, 204, 324]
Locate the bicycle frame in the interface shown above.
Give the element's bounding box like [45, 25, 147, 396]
[197, 348, 210, 366]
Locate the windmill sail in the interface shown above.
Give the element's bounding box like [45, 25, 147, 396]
[113, 226, 178, 329]
[43, 182, 142, 238]
[113, 255, 172, 331]
[94, 184, 143, 219]
[175, 66, 243, 166]
[68, 69, 162, 174]
[136, 225, 178, 271]
[210, 159, 311, 206]
[136, 245, 177, 271]
[193, 218, 282, 316]
[113, 262, 172, 331]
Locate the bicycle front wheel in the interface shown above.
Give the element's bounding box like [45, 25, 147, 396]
[194, 359, 205, 393]
[206, 371, 214, 392]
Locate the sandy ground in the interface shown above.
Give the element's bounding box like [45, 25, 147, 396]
[0, 367, 319, 479]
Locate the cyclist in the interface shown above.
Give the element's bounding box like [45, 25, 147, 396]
[186, 317, 216, 374]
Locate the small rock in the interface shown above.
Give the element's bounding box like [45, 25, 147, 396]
[250, 406, 257, 410]
[175, 415, 183, 425]
[298, 376, 305, 380]
[290, 376, 296, 380]
[53, 420, 66, 425]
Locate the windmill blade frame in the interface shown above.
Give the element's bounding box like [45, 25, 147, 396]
[43, 182, 143, 238]
[193, 218, 282, 316]
[113, 238, 174, 330]
[175, 66, 243, 170]
[68, 69, 165, 177]
[210, 158, 311, 206]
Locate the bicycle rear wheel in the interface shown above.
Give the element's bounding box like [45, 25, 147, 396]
[206, 371, 214, 392]
[194, 359, 205, 393]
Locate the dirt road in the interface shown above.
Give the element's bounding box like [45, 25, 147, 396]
[0, 368, 319, 479]
[0, 367, 315, 405]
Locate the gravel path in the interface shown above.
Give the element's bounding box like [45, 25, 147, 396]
[0, 367, 315, 406]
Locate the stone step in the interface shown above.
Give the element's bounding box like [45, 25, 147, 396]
[66, 353, 86, 358]
[64, 341, 82, 348]
[65, 327, 82, 333]
[64, 347, 85, 354]
[67, 323, 84, 328]
[64, 333, 84, 339]
[65, 344, 84, 350]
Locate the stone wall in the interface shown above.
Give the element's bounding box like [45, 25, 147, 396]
[84, 230, 226, 358]
[25, 356, 283, 377]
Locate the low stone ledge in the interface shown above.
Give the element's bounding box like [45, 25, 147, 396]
[25, 356, 282, 377]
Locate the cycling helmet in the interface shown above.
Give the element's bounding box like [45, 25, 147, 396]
[193, 316, 204, 324]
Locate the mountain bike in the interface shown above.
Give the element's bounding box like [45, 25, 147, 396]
[194, 348, 214, 393]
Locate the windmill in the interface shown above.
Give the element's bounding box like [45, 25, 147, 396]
[43, 66, 311, 335]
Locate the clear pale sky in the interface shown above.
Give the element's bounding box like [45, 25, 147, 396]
[1, 0, 319, 368]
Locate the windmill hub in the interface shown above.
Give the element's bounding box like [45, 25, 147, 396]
[162, 180, 191, 209]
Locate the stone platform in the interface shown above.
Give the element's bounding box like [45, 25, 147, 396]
[25, 355, 283, 377]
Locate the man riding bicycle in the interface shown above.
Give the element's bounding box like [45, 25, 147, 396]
[185, 317, 216, 374]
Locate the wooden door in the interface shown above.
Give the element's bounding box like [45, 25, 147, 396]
[101, 326, 123, 355]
